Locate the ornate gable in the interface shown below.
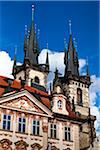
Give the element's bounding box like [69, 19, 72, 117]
[2, 96, 44, 113]
[0, 90, 52, 117]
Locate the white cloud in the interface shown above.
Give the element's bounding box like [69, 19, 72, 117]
[91, 105, 100, 136]
[0, 49, 99, 136]
[0, 51, 21, 78]
[39, 49, 86, 84]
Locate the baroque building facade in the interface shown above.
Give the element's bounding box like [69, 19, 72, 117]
[0, 5, 97, 150]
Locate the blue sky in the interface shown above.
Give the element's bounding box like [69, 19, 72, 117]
[0, 1, 99, 76]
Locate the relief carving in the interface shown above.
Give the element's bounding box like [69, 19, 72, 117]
[0, 139, 12, 150]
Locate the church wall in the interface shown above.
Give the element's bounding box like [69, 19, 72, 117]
[29, 69, 47, 88]
[65, 80, 89, 116]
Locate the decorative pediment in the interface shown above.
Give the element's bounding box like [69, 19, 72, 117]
[2, 96, 44, 113]
[0, 90, 52, 117]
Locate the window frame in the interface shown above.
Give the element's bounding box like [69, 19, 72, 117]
[64, 126, 71, 141]
[2, 114, 11, 131]
[18, 117, 26, 133]
[50, 124, 57, 139]
[57, 100, 62, 109]
[32, 120, 40, 136]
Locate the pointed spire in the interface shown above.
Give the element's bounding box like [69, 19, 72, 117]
[24, 25, 28, 56]
[54, 67, 59, 80]
[37, 29, 40, 40]
[12, 46, 17, 78]
[32, 4, 34, 22]
[64, 38, 67, 65]
[69, 20, 72, 35]
[45, 43, 49, 72]
[86, 57, 90, 76]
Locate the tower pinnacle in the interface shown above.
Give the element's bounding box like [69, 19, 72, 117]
[32, 5, 34, 22]
[12, 46, 17, 79]
[69, 20, 72, 35]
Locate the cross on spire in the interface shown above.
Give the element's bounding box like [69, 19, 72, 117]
[69, 19, 72, 35]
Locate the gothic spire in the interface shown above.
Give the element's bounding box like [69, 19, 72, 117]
[24, 5, 40, 67]
[86, 58, 90, 76]
[64, 20, 79, 77]
[64, 38, 67, 65]
[54, 67, 59, 80]
[86, 58, 90, 82]
[12, 46, 17, 79]
[45, 43, 49, 72]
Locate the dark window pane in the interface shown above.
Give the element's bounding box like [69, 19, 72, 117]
[65, 127, 67, 131]
[19, 118, 21, 122]
[54, 125, 56, 129]
[33, 120, 36, 125]
[8, 115, 11, 120]
[37, 126, 39, 135]
[65, 132, 67, 140]
[68, 127, 70, 131]
[7, 121, 10, 130]
[18, 123, 21, 132]
[33, 126, 36, 135]
[50, 129, 53, 138]
[23, 124, 25, 133]
[54, 130, 56, 138]
[23, 118, 26, 123]
[37, 121, 39, 125]
[3, 121, 6, 129]
[3, 115, 6, 119]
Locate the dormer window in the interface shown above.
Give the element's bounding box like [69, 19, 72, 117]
[57, 100, 62, 109]
[34, 76, 40, 84]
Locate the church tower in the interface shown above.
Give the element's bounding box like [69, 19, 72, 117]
[12, 5, 49, 90]
[52, 21, 95, 149]
[53, 20, 91, 116]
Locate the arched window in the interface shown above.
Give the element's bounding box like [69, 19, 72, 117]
[34, 76, 40, 84]
[77, 88, 82, 105]
[57, 100, 62, 109]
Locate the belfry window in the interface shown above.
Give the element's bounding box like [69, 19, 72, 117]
[3, 114, 11, 130]
[77, 88, 82, 105]
[34, 76, 40, 84]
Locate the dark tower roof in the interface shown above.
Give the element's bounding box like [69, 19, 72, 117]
[24, 5, 40, 67]
[12, 47, 17, 79]
[64, 34, 79, 77]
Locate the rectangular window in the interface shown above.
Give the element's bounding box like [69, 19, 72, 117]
[65, 127, 71, 141]
[50, 124, 57, 139]
[33, 120, 40, 135]
[18, 117, 26, 133]
[3, 114, 11, 130]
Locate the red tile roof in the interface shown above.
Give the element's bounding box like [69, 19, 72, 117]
[0, 76, 50, 108]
